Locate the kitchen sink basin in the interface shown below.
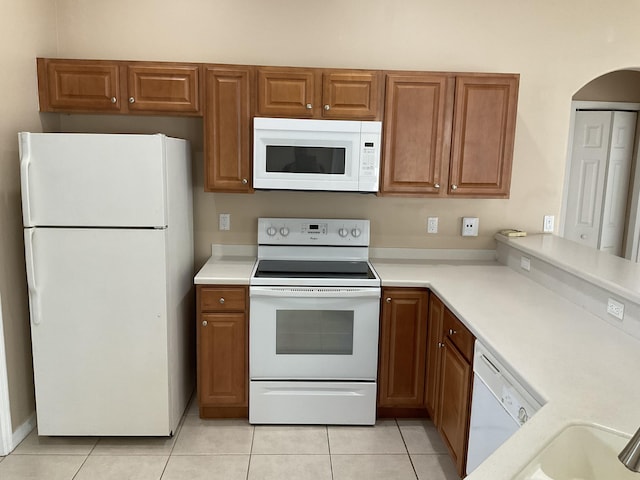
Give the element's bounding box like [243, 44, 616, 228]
[514, 423, 636, 480]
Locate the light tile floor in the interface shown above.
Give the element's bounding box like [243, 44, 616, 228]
[0, 397, 460, 480]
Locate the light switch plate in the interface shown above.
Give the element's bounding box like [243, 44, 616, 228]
[219, 213, 231, 231]
[543, 215, 555, 233]
[427, 217, 438, 234]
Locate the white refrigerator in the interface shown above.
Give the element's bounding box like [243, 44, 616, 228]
[19, 133, 194, 436]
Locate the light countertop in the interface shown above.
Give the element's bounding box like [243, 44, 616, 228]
[194, 252, 640, 479]
[495, 233, 640, 305]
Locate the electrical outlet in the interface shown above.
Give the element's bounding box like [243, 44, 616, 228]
[520, 256, 531, 271]
[427, 217, 438, 234]
[543, 215, 555, 233]
[607, 298, 624, 320]
[461, 217, 479, 236]
[219, 213, 231, 231]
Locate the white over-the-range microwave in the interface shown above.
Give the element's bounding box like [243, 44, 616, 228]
[253, 117, 382, 192]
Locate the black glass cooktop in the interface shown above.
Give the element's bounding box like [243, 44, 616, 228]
[254, 260, 375, 279]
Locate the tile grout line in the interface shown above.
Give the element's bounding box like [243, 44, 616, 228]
[69, 437, 99, 480]
[246, 422, 256, 480]
[326, 425, 334, 480]
[157, 411, 186, 480]
[396, 418, 420, 480]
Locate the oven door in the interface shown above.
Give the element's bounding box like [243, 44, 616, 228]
[249, 286, 380, 380]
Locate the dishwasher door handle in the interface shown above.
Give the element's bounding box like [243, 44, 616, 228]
[480, 354, 501, 375]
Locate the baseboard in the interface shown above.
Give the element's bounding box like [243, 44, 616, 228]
[9, 412, 36, 453]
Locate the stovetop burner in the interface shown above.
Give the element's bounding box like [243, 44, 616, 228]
[251, 217, 380, 287]
[254, 260, 376, 280]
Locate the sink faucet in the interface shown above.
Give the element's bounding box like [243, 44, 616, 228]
[619, 426, 640, 472]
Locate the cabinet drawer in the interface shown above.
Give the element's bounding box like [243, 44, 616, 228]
[442, 308, 474, 363]
[200, 287, 247, 312]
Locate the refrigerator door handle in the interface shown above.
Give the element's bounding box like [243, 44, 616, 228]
[24, 229, 41, 325]
[19, 137, 33, 226]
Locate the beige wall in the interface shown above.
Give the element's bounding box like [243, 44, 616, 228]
[0, 0, 57, 433]
[573, 70, 640, 102]
[51, 0, 640, 266]
[4, 0, 640, 436]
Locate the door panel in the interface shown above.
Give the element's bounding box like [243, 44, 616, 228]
[20, 133, 167, 227]
[26, 228, 169, 435]
[600, 111, 637, 255]
[564, 111, 612, 248]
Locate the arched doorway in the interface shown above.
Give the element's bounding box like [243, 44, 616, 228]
[561, 69, 640, 259]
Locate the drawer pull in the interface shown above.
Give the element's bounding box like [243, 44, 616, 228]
[448, 328, 457, 335]
[219, 298, 225, 304]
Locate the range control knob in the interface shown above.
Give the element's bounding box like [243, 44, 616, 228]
[518, 407, 529, 424]
[351, 228, 362, 238]
[279, 227, 290, 237]
[338, 228, 349, 237]
[266, 226, 277, 236]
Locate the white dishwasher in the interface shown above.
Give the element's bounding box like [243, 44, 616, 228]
[466, 342, 543, 475]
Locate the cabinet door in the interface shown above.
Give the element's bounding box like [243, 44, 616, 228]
[449, 74, 519, 198]
[378, 288, 428, 407]
[38, 58, 122, 112]
[380, 74, 454, 195]
[322, 71, 382, 119]
[257, 68, 317, 117]
[204, 66, 252, 192]
[425, 292, 444, 420]
[198, 312, 247, 407]
[127, 64, 201, 114]
[438, 338, 472, 477]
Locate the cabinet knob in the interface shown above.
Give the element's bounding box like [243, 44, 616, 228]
[202, 320, 208, 326]
[448, 328, 457, 335]
[219, 298, 225, 304]
[580, 234, 587, 240]
[385, 297, 391, 303]
[324, 104, 330, 111]
[241, 178, 248, 185]
[438, 342, 444, 348]
[306, 103, 313, 110]
[434, 183, 440, 189]
[451, 184, 458, 190]
[129, 97, 135, 104]
[110, 97, 117, 104]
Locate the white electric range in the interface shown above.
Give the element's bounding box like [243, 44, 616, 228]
[249, 217, 381, 425]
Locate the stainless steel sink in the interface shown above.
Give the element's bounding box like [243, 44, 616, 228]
[514, 423, 636, 480]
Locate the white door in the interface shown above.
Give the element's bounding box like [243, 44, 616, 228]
[564, 111, 612, 248]
[564, 111, 636, 254]
[25, 227, 171, 436]
[19, 133, 167, 228]
[599, 112, 637, 255]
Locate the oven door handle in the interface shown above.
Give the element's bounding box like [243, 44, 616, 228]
[249, 286, 381, 298]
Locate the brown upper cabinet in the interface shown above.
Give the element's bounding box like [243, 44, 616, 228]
[381, 73, 454, 195]
[204, 65, 253, 193]
[256, 67, 382, 120]
[37, 58, 202, 115]
[380, 72, 518, 198]
[449, 74, 518, 197]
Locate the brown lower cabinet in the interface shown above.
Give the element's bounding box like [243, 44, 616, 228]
[426, 292, 475, 477]
[377, 288, 429, 416]
[196, 285, 248, 418]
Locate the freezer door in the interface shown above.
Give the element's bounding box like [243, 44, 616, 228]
[25, 227, 172, 436]
[19, 133, 169, 228]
